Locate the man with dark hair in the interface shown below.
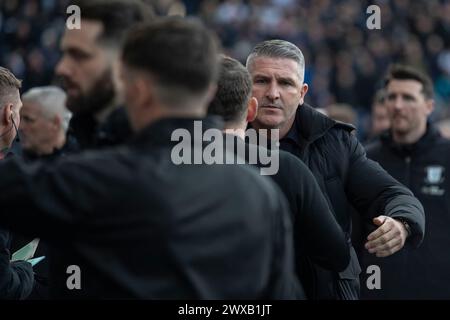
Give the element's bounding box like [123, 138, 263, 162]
[246, 40, 425, 300]
[0, 18, 299, 299]
[208, 56, 350, 299]
[361, 65, 450, 299]
[208, 57, 252, 124]
[0, 66, 34, 299]
[56, 0, 154, 150]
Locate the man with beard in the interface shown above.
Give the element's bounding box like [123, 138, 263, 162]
[55, 0, 154, 150]
[361, 65, 450, 299]
[0, 18, 300, 299]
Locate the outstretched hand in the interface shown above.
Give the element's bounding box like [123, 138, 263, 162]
[365, 216, 408, 257]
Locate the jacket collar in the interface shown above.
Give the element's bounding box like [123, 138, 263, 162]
[381, 122, 441, 156]
[284, 103, 353, 146]
[69, 106, 132, 148]
[130, 116, 224, 147]
[23, 135, 79, 162]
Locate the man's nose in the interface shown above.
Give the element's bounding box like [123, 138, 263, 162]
[393, 96, 404, 110]
[266, 83, 280, 101]
[55, 55, 71, 78]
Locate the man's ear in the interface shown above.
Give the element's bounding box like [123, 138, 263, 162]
[246, 97, 258, 122]
[425, 98, 434, 116]
[2, 104, 13, 126]
[52, 115, 62, 131]
[128, 74, 153, 111]
[204, 84, 218, 107]
[299, 83, 309, 105]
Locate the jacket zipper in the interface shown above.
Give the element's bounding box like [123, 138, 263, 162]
[405, 156, 411, 187]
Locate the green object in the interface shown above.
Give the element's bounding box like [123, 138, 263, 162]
[28, 256, 46, 267]
[11, 238, 40, 261]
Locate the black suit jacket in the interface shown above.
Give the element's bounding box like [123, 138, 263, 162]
[0, 117, 301, 299]
[225, 134, 350, 299]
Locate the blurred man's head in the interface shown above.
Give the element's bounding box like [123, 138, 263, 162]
[246, 40, 308, 136]
[325, 103, 357, 126]
[208, 56, 257, 130]
[384, 65, 434, 144]
[370, 89, 390, 137]
[120, 17, 219, 131]
[55, 0, 154, 118]
[0, 66, 22, 152]
[20, 86, 71, 155]
[437, 118, 450, 139]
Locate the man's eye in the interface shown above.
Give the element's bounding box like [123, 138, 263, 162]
[66, 50, 90, 61]
[22, 116, 34, 123]
[254, 78, 268, 84]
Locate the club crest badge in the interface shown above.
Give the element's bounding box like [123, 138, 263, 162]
[424, 165, 444, 184]
[422, 165, 445, 196]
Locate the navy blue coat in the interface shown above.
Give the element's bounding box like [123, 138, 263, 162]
[361, 125, 449, 299]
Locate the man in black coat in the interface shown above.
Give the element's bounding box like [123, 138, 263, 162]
[245, 40, 425, 300]
[0, 18, 301, 299]
[56, 0, 155, 150]
[361, 65, 450, 299]
[0, 66, 34, 299]
[208, 56, 350, 299]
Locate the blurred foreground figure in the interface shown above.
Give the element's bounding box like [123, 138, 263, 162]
[56, 0, 154, 150]
[0, 66, 34, 299]
[0, 18, 300, 299]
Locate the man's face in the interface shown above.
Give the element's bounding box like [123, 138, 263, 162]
[385, 79, 432, 137]
[55, 19, 115, 116]
[371, 103, 390, 136]
[19, 101, 56, 153]
[248, 57, 307, 130]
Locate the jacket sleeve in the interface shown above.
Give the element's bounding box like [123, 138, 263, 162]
[0, 153, 118, 241]
[266, 186, 306, 300]
[286, 155, 350, 272]
[344, 131, 425, 247]
[0, 229, 34, 299]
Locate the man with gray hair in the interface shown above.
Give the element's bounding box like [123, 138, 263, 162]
[20, 86, 75, 161]
[246, 39, 425, 300]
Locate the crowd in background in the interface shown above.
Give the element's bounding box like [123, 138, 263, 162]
[1, 0, 450, 138]
[0, 0, 448, 301]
